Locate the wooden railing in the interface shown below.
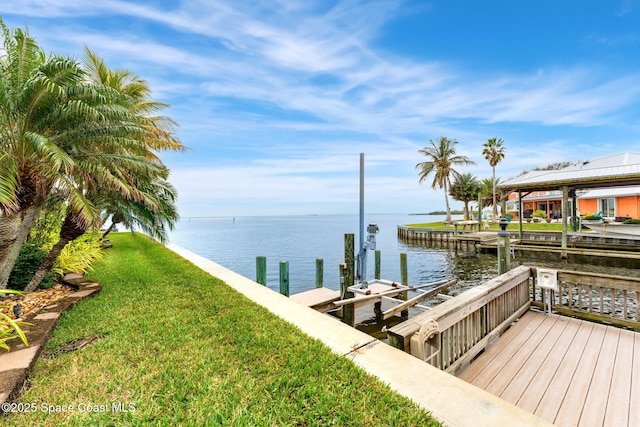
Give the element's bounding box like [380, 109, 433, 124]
[388, 265, 640, 375]
[532, 267, 640, 330]
[387, 265, 531, 375]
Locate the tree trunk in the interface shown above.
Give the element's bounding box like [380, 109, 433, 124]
[0, 213, 20, 275]
[491, 166, 497, 220]
[0, 202, 44, 289]
[24, 211, 87, 292]
[463, 201, 470, 221]
[101, 219, 121, 240]
[24, 237, 70, 292]
[444, 181, 451, 222]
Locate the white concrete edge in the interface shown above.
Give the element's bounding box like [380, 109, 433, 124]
[166, 243, 553, 427]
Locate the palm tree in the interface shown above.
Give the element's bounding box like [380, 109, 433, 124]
[25, 173, 178, 291]
[0, 22, 184, 289]
[450, 173, 480, 221]
[482, 137, 506, 220]
[100, 178, 179, 243]
[478, 177, 500, 219]
[0, 23, 90, 288]
[23, 50, 184, 291]
[416, 137, 475, 222]
[82, 47, 185, 156]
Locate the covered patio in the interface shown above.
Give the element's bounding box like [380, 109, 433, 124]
[499, 153, 640, 249]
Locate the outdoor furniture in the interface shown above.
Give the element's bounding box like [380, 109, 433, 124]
[452, 220, 479, 235]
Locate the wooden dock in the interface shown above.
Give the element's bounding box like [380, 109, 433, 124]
[289, 287, 341, 312]
[458, 310, 640, 427]
[290, 281, 416, 312]
[451, 231, 497, 243]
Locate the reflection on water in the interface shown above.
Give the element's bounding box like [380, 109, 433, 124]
[397, 239, 499, 297]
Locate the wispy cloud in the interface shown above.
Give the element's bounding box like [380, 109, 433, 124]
[615, 0, 634, 17]
[3, 1, 640, 215]
[14, 1, 638, 132]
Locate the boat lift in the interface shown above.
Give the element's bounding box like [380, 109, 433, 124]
[346, 153, 456, 319]
[291, 153, 456, 325]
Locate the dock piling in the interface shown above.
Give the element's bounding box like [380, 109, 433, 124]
[342, 234, 356, 326]
[315, 258, 323, 288]
[256, 256, 267, 286]
[279, 261, 289, 296]
[399, 253, 409, 317]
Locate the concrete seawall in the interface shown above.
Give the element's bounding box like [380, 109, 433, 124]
[167, 243, 552, 427]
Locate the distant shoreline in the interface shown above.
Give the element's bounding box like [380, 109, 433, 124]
[410, 211, 464, 216]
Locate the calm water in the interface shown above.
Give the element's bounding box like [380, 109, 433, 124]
[168, 214, 640, 297]
[168, 214, 640, 338]
[168, 214, 501, 296]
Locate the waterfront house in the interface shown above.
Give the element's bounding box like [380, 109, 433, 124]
[502, 153, 640, 221]
[506, 186, 640, 221]
[577, 186, 640, 220]
[506, 190, 563, 219]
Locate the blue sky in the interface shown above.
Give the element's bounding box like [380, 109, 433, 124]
[2, 1, 640, 217]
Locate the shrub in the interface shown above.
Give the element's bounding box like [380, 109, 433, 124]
[532, 210, 546, 218]
[28, 202, 66, 250]
[8, 244, 57, 291]
[52, 232, 104, 277]
[623, 218, 640, 224]
[583, 214, 603, 220]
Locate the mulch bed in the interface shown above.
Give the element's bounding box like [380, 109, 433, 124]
[0, 284, 75, 321]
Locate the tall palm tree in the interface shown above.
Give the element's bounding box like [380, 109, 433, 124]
[23, 50, 184, 291]
[0, 23, 90, 288]
[0, 22, 184, 289]
[416, 137, 475, 222]
[482, 137, 506, 220]
[82, 47, 185, 156]
[479, 177, 500, 219]
[450, 173, 480, 221]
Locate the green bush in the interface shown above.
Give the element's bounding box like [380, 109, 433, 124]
[52, 232, 104, 276]
[8, 244, 57, 291]
[532, 210, 546, 218]
[28, 203, 66, 250]
[583, 214, 603, 220]
[623, 218, 640, 224]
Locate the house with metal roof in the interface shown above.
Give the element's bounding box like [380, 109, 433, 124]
[499, 153, 640, 248]
[577, 186, 640, 220]
[501, 153, 640, 192]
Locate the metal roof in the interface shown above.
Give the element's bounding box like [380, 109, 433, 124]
[578, 186, 640, 199]
[499, 153, 640, 192]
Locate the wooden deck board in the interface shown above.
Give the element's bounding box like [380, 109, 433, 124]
[458, 310, 640, 427]
[515, 316, 580, 414]
[554, 321, 607, 426]
[484, 315, 558, 396]
[456, 310, 537, 383]
[629, 332, 640, 425]
[533, 320, 594, 421]
[289, 287, 340, 307]
[499, 315, 570, 405]
[603, 329, 635, 427]
[458, 311, 544, 386]
[579, 326, 620, 427]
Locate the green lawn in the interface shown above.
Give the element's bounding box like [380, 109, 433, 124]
[4, 233, 440, 426]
